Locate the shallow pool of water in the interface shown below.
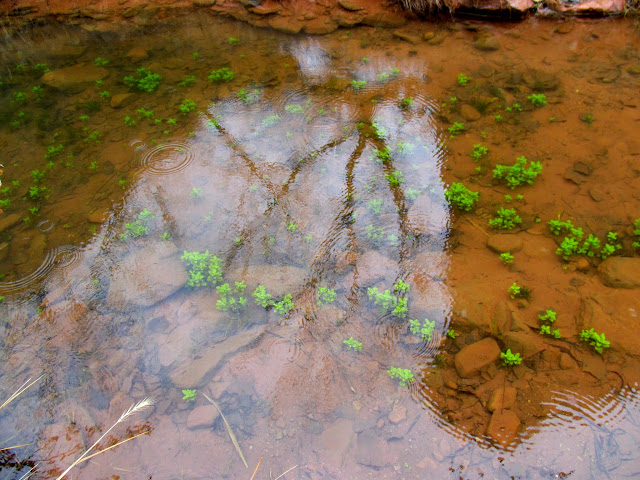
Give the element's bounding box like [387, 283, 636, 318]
[1, 12, 640, 479]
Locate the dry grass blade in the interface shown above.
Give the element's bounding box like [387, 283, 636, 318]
[0, 442, 33, 452]
[202, 392, 248, 469]
[274, 465, 298, 480]
[76, 431, 150, 464]
[249, 455, 263, 480]
[18, 464, 38, 480]
[1, 376, 43, 411]
[55, 397, 154, 480]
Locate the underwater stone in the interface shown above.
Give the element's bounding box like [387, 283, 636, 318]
[487, 409, 520, 447]
[598, 257, 640, 288]
[42, 64, 108, 90]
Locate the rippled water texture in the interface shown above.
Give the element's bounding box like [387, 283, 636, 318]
[1, 13, 640, 479]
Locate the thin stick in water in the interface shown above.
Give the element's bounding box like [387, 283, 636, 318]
[249, 455, 263, 480]
[274, 465, 298, 480]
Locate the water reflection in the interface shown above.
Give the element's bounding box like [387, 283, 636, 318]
[0, 12, 639, 480]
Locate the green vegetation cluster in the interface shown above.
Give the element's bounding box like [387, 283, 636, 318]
[123, 68, 162, 93]
[493, 157, 542, 189]
[444, 182, 479, 211]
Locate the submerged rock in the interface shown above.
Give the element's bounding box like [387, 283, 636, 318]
[42, 64, 109, 90]
[227, 264, 307, 298]
[187, 405, 220, 429]
[170, 326, 264, 388]
[107, 241, 188, 310]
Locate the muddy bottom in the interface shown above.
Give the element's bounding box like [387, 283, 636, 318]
[1, 12, 640, 480]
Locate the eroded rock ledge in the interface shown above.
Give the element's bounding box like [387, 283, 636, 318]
[1, 0, 637, 35]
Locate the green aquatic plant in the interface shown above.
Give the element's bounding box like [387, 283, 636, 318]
[351, 80, 367, 91]
[262, 115, 281, 127]
[539, 309, 557, 322]
[94, 57, 109, 66]
[236, 88, 260, 104]
[394, 279, 410, 294]
[208, 67, 234, 83]
[448, 122, 464, 138]
[252, 285, 273, 308]
[377, 72, 390, 82]
[580, 328, 610, 354]
[500, 349, 522, 366]
[99, 90, 110, 101]
[190, 187, 202, 199]
[137, 108, 154, 119]
[447, 329, 457, 339]
[124, 116, 136, 127]
[287, 222, 298, 232]
[228, 37, 240, 45]
[396, 142, 415, 156]
[273, 294, 295, 315]
[400, 97, 414, 109]
[45, 144, 64, 159]
[493, 156, 542, 189]
[500, 252, 514, 265]
[367, 287, 408, 318]
[457, 73, 470, 86]
[371, 121, 388, 140]
[83, 130, 100, 144]
[372, 146, 392, 163]
[181, 251, 223, 288]
[123, 67, 162, 93]
[633, 219, 640, 249]
[216, 282, 247, 313]
[548, 218, 574, 235]
[368, 199, 383, 214]
[508, 282, 530, 300]
[471, 144, 489, 161]
[409, 318, 435, 342]
[580, 113, 594, 125]
[182, 389, 196, 402]
[405, 188, 420, 201]
[31, 169, 46, 184]
[179, 75, 196, 87]
[285, 104, 304, 115]
[366, 225, 385, 243]
[540, 325, 561, 338]
[121, 209, 154, 239]
[528, 93, 547, 107]
[179, 99, 196, 114]
[343, 337, 363, 352]
[489, 207, 522, 230]
[444, 182, 479, 212]
[388, 367, 415, 387]
[385, 170, 405, 188]
[317, 286, 337, 306]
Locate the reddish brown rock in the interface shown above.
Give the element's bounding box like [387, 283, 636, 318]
[487, 386, 517, 412]
[487, 409, 520, 447]
[559, 352, 578, 370]
[598, 257, 640, 288]
[454, 337, 501, 377]
[486, 234, 523, 253]
[187, 405, 220, 429]
[388, 403, 407, 424]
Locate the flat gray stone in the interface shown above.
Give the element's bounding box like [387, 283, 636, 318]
[107, 241, 188, 310]
[170, 326, 263, 388]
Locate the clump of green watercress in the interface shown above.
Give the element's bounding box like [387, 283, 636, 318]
[489, 207, 522, 230]
[120, 208, 154, 239]
[580, 328, 610, 354]
[500, 252, 514, 265]
[251, 285, 295, 315]
[528, 93, 547, 107]
[216, 281, 247, 313]
[343, 337, 363, 352]
[123, 68, 162, 93]
[500, 349, 522, 366]
[368, 280, 410, 318]
[409, 318, 435, 342]
[317, 286, 337, 306]
[388, 367, 415, 386]
[208, 67, 234, 83]
[444, 182, 479, 211]
[508, 282, 530, 300]
[493, 156, 542, 189]
[182, 389, 197, 402]
[554, 226, 621, 261]
[181, 251, 223, 288]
